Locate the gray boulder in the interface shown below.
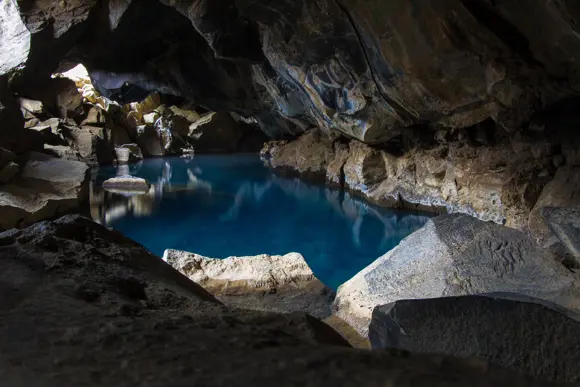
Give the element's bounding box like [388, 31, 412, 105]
[334, 214, 580, 336]
[369, 294, 580, 383]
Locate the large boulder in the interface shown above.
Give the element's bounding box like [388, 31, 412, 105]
[333, 214, 580, 336]
[0, 156, 88, 230]
[164, 250, 334, 319]
[369, 294, 580, 383]
[0, 215, 558, 386]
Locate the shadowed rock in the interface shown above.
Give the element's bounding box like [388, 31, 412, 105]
[369, 294, 580, 383]
[0, 215, 560, 386]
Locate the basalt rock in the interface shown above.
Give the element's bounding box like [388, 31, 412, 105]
[333, 214, 580, 336]
[4, 0, 580, 142]
[0, 214, 562, 386]
[369, 294, 580, 383]
[164, 250, 334, 319]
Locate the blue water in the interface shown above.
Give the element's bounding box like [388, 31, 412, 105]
[91, 155, 431, 289]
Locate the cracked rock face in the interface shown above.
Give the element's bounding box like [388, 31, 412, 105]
[333, 214, 580, 337]
[4, 0, 580, 142]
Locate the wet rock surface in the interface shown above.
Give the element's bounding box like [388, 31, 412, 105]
[0, 214, 557, 386]
[333, 214, 580, 336]
[164, 249, 334, 319]
[369, 294, 580, 383]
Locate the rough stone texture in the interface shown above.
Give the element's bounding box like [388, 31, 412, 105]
[164, 249, 334, 319]
[114, 143, 143, 164]
[102, 175, 151, 195]
[0, 157, 88, 230]
[369, 294, 580, 383]
[263, 130, 337, 181]
[0, 161, 19, 184]
[541, 207, 580, 267]
[5, 0, 580, 143]
[263, 125, 570, 231]
[0, 215, 560, 386]
[333, 214, 580, 336]
[43, 144, 82, 162]
[189, 112, 267, 153]
[529, 167, 580, 250]
[61, 125, 115, 166]
[136, 125, 164, 157]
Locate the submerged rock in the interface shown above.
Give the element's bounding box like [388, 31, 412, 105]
[102, 175, 150, 195]
[164, 250, 334, 319]
[333, 214, 580, 336]
[0, 156, 88, 230]
[369, 294, 580, 383]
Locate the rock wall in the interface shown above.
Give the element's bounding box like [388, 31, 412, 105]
[4, 0, 580, 143]
[262, 121, 580, 252]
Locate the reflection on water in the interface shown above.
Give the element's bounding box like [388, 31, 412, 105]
[91, 155, 431, 289]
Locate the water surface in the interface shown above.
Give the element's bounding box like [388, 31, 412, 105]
[91, 155, 431, 289]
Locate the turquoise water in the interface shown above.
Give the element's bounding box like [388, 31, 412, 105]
[91, 155, 431, 289]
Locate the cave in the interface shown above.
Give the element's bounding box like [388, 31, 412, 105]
[1, 0, 580, 385]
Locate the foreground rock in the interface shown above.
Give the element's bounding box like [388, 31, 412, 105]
[334, 214, 580, 336]
[369, 294, 580, 383]
[164, 250, 334, 319]
[102, 175, 150, 195]
[0, 156, 88, 230]
[0, 215, 554, 386]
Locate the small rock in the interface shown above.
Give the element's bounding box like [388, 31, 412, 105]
[115, 144, 143, 164]
[143, 111, 159, 125]
[102, 175, 150, 195]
